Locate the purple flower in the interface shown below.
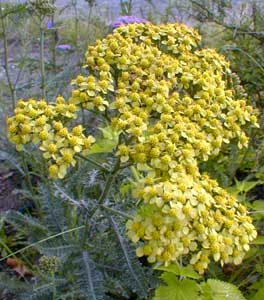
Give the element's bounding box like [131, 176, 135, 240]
[56, 44, 72, 51]
[111, 16, 149, 29]
[47, 20, 53, 29]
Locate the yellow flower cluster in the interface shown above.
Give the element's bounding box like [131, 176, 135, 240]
[70, 23, 257, 272]
[127, 173, 256, 273]
[7, 22, 258, 272]
[7, 97, 95, 179]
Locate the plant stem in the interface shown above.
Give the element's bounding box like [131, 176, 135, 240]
[98, 158, 120, 204]
[120, 0, 133, 15]
[100, 204, 132, 219]
[87, 2, 93, 43]
[22, 153, 34, 196]
[51, 11, 57, 72]
[0, 239, 34, 271]
[72, 0, 81, 70]
[76, 153, 110, 173]
[0, 240, 17, 260]
[81, 158, 121, 246]
[81, 104, 85, 127]
[52, 273, 56, 300]
[40, 17, 46, 99]
[0, 3, 16, 109]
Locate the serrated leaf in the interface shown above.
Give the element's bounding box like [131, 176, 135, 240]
[5, 210, 48, 233]
[205, 279, 246, 300]
[200, 282, 213, 300]
[155, 264, 201, 279]
[153, 274, 199, 300]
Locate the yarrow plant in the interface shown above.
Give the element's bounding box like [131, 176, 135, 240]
[7, 23, 258, 275]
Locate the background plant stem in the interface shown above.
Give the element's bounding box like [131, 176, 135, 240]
[40, 17, 46, 99]
[51, 0, 57, 72]
[72, 0, 81, 71]
[0, 2, 16, 109]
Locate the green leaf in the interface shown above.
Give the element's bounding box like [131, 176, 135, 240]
[155, 264, 201, 279]
[239, 180, 260, 193]
[87, 126, 120, 155]
[138, 204, 156, 218]
[109, 216, 147, 297]
[81, 251, 105, 300]
[251, 200, 264, 212]
[0, 3, 27, 19]
[204, 279, 246, 300]
[200, 282, 213, 300]
[244, 247, 258, 259]
[249, 278, 264, 300]
[120, 183, 132, 197]
[228, 179, 261, 196]
[251, 287, 264, 300]
[250, 236, 264, 245]
[153, 274, 199, 300]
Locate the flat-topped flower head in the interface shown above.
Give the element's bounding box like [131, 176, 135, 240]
[7, 23, 258, 271]
[7, 97, 95, 179]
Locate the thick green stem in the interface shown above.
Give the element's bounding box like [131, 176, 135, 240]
[98, 158, 121, 204]
[81, 159, 121, 246]
[40, 18, 46, 99]
[22, 153, 34, 195]
[0, 3, 16, 109]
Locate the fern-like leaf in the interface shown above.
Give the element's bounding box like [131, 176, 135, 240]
[18, 283, 54, 300]
[0, 148, 25, 176]
[75, 251, 105, 300]
[5, 210, 48, 235]
[109, 216, 149, 298]
[38, 183, 65, 233]
[35, 244, 78, 262]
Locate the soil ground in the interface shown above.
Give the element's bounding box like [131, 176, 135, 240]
[0, 167, 21, 212]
